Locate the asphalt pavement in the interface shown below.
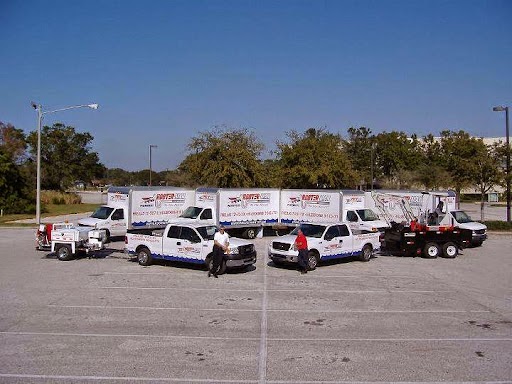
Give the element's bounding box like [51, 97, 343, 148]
[0, 227, 510, 383]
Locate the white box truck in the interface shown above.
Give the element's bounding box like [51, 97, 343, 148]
[279, 189, 388, 233]
[78, 186, 195, 240]
[365, 190, 487, 246]
[176, 188, 281, 239]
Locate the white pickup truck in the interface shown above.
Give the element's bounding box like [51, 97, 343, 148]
[125, 222, 257, 274]
[268, 222, 380, 270]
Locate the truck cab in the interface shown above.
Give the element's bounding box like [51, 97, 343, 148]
[78, 205, 127, 239]
[432, 208, 487, 247]
[345, 209, 389, 233]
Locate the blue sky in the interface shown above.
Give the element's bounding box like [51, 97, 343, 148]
[1, 0, 511, 171]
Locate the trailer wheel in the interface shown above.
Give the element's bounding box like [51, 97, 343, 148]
[423, 242, 440, 258]
[56, 244, 73, 261]
[137, 247, 152, 266]
[359, 244, 372, 262]
[442, 242, 458, 258]
[306, 251, 319, 271]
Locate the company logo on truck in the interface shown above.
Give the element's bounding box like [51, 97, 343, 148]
[155, 192, 189, 208]
[197, 193, 215, 203]
[227, 193, 272, 208]
[109, 193, 128, 203]
[286, 194, 331, 209]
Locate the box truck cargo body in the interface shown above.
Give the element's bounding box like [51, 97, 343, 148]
[279, 189, 387, 233]
[78, 186, 195, 238]
[176, 188, 280, 238]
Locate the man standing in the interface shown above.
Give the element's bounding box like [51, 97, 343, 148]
[295, 228, 309, 274]
[209, 225, 229, 278]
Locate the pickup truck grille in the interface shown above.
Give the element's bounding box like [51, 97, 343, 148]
[238, 244, 255, 256]
[272, 242, 291, 251]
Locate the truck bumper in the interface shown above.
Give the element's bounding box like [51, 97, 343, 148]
[471, 233, 487, 246]
[225, 252, 257, 268]
[268, 251, 299, 264]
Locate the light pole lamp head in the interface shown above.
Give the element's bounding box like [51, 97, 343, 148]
[88, 103, 99, 110]
[493, 106, 506, 112]
[31, 101, 38, 110]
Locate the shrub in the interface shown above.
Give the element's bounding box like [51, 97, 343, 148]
[41, 190, 82, 205]
[483, 221, 512, 231]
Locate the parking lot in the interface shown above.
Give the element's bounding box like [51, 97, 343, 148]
[0, 227, 511, 383]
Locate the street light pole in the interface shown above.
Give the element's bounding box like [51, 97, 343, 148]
[31, 102, 99, 225]
[149, 145, 157, 186]
[493, 105, 510, 222]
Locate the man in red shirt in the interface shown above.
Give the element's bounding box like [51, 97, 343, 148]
[295, 228, 309, 274]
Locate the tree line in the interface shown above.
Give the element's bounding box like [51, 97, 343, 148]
[0, 120, 508, 214]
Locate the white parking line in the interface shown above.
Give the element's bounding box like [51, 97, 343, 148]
[1, 331, 510, 342]
[97, 286, 453, 294]
[0, 375, 510, 384]
[0, 374, 256, 383]
[258, 251, 269, 384]
[47, 305, 491, 314]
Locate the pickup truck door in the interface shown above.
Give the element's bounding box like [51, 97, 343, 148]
[162, 225, 181, 260]
[177, 226, 204, 262]
[322, 224, 353, 260]
[109, 208, 126, 236]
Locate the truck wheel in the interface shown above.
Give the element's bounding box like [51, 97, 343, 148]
[137, 247, 152, 266]
[306, 251, 319, 271]
[423, 242, 440, 258]
[56, 244, 73, 261]
[244, 228, 257, 239]
[442, 242, 458, 258]
[205, 255, 213, 271]
[359, 244, 372, 262]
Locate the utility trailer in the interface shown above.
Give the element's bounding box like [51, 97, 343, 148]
[51, 226, 107, 261]
[380, 222, 472, 258]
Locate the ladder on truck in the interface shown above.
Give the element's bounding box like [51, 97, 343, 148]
[370, 191, 415, 226]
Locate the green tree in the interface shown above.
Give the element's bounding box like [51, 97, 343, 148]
[473, 142, 503, 221]
[178, 126, 265, 188]
[0, 146, 33, 213]
[343, 127, 374, 189]
[438, 130, 484, 197]
[0, 122, 27, 164]
[415, 134, 453, 190]
[26, 123, 106, 190]
[374, 131, 421, 189]
[276, 128, 358, 189]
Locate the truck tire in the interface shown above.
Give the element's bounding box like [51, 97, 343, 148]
[244, 228, 257, 239]
[137, 247, 152, 266]
[359, 244, 372, 262]
[56, 244, 73, 261]
[306, 250, 319, 271]
[205, 255, 227, 274]
[423, 242, 440, 258]
[442, 242, 458, 258]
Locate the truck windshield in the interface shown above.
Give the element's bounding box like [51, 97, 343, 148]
[91, 206, 114, 220]
[180, 206, 202, 219]
[356, 209, 379, 221]
[452, 211, 472, 223]
[290, 224, 326, 238]
[196, 225, 217, 240]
